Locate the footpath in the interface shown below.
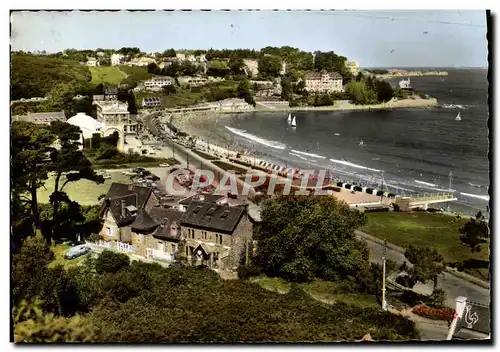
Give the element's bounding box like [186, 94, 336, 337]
[355, 230, 490, 290]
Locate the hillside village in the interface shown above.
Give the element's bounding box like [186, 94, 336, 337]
[11, 45, 489, 342]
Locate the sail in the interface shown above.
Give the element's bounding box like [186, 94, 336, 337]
[287, 113, 292, 123]
[456, 112, 461, 121]
[291, 116, 296, 127]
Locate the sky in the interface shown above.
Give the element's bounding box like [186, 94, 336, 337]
[10, 10, 489, 67]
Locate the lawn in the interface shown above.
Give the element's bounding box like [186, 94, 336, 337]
[250, 276, 379, 309]
[49, 244, 91, 270]
[360, 212, 489, 264]
[89, 66, 127, 85]
[37, 172, 130, 206]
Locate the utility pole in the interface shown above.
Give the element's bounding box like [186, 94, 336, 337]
[382, 239, 387, 311]
[186, 153, 189, 169]
[448, 171, 453, 191]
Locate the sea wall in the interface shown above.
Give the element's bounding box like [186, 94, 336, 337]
[374, 71, 449, 79]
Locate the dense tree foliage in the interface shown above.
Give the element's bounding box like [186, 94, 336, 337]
[459, 211, 490, 253]
[258, 55, 283, 78]
[11, 55, 92, 100]
[402, 245, 446, 290]
[314, 51, 350, 78]
[13, 248, 417, 342]
[344, 75, 393, 105]
[13, 298, 99, 343]
[254, 195, 369, 282]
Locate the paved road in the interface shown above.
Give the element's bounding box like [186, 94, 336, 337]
[360, 235, 490, 307]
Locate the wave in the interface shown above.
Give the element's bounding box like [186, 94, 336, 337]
[290, 149, 326, 159]
[289, 152, 308, 161]
[460, 192, 489, 201]
[224, 126, 286, 150]
[414, 180, 437, 187]
[329, 158, 383, 173]
[441, 104, 466, 109]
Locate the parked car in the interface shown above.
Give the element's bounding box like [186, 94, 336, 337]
[64, 244, 91, 259]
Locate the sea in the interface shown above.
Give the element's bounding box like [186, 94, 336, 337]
[196, 69, 490, 216]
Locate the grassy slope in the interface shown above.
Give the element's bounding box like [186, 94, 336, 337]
[37, 173, 131, 206]
[49, 244, 91, 270]
[251, 276, 379, 309]
[89, 66, 127, 85]
[360, 212, 489, 264]
[11, 55, 92, 99]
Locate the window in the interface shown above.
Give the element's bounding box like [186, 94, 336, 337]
[138, 234, 144, 243]
[215, 234, 223, 245]
[106, 227, 113, 236]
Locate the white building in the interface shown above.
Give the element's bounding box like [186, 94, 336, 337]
[86, 57, 99, 67]
[125, 57, 156, 67]
[144, 77, 173, 89]
[399, 78, 412, 89]
[243, 59, 259, 76]
[178, 76, 208, 86]
[176, 53, 186, 61]
[67, 112, 104, 139]
[344, 60, 360, 76]
[304, 70, 344, 93]
[111, 53, 124, 66]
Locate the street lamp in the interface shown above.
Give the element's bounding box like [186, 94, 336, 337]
[382, 239, 387, 311]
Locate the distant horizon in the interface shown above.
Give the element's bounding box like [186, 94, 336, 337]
[11, 10, 488, 67]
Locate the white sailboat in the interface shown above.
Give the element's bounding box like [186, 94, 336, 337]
[287, 112, 292, 124]
[456, 112, 462, 121]
[291, 116, 297, 128]
[359, 140, 364, 146]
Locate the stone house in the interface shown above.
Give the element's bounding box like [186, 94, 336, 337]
[99, 183, 160, 242]
[180, 201, 253, 270]
[130, 207, 184, 259]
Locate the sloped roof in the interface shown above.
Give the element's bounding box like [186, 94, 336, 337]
[130, 208, 159, 233]
[179, 194, 226, 205]
[67, 113, 103, 132]
[180, 201, 245, 235]
[149, 207, 184, 241]
[99, 183, 154, 225]
[12, 111, 66, 124]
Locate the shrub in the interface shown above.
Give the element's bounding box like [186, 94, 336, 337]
[237, 263, 262, 279]
[393, 203, 401, 212]
[336, 182, 343, 187]
[426, 289, 447, 308]
[376, 191, 384, 197]
[95, 250, 130, 274]
[387, 193, 396, 198]
[412, 305, 455, 323]
[353, 186, 363, 192]
[365, 188, 373, 194]
[345, 184, 352, 189]
[87, 233, 102, 243]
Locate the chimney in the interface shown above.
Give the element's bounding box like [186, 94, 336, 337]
[121, 200, 126, 218]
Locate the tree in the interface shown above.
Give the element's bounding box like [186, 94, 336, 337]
[375, 80, 394, 103]
[13, 298, 99, 343]
[280, 76, 293, 101]
[254, 195, 369, 282]
[162, 85, 177, 95]
[207, 59, 230, 77]
[459, 211, 490, 253]
[47, 122, 104, 240]
[229, 57, 245, 75]
[165, 61, 181, 77]
[163, 48, 177, 57]
[147, 62, 161, 75]
[95, 250, 130, 274]
[258, 55, 283, 78]
[403, 245, 446, 290]
[11, 122, 56, 236]
[179, 60, 198, 76]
